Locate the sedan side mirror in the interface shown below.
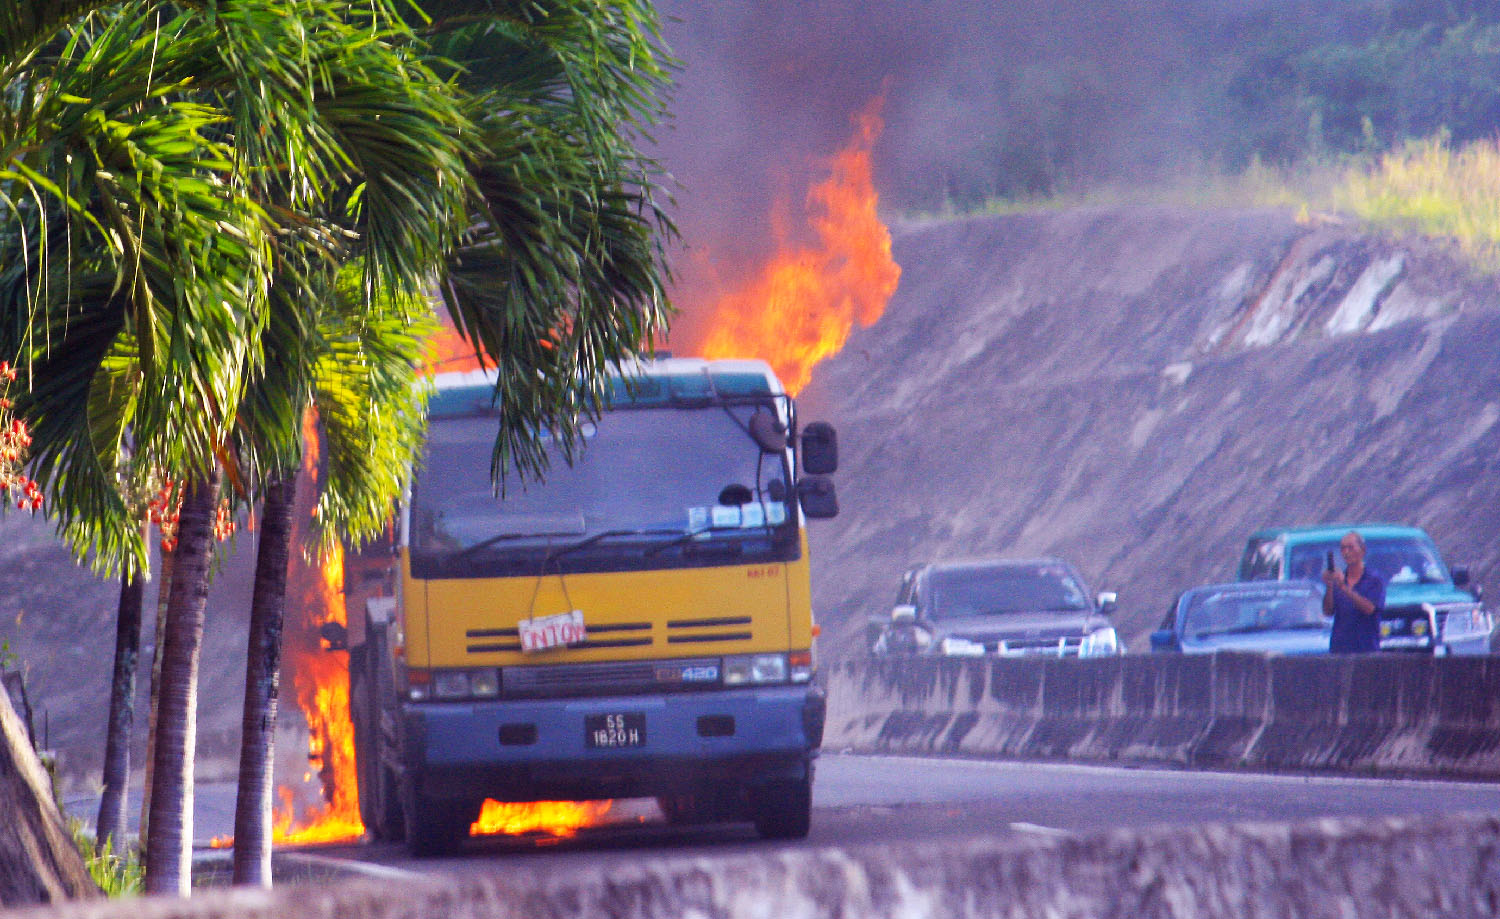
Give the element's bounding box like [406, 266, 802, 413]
[1149, 629, 1178, 652]
[1096, 591, 1118, 614]
[1452, 565, 1471, 588]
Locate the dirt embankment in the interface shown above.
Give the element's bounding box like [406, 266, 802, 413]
[800, 205, 1500, 654]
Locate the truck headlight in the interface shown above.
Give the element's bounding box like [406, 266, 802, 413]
[723, 653, 788, 685]
[1080, 627, 1120, 658]
[412, 668, 501, 701]
[939, 636, 986, 657]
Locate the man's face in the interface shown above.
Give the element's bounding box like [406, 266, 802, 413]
[1339, 533, 1364, 567]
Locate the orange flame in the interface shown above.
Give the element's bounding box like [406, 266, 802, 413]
[695, 97, 901, 394]
[270, 410, 366, 846]
[469, 799, 614, 838]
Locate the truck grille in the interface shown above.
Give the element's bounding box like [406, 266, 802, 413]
[465, 622, 652, 654]
[666, 615, 753, 645]
[995, 636, 1085, 657]
[500, 657, 723, 698]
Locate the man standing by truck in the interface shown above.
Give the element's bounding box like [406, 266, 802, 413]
[1323, 530, 1386, 653]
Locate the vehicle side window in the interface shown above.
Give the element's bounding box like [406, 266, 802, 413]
[894, 571, 916, 606]
[1240, 539, 1283, 581]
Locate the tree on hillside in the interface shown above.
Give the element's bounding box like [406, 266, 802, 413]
[0, 0, 674, 896]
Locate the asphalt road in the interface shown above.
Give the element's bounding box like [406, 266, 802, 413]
[240, 753, 1500, 883]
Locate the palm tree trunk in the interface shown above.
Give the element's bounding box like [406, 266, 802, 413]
[231, 471, 296, 887]
[143, 470, 221, 897]
[95, 561, 144, 856]
[138, 547, 175, 848]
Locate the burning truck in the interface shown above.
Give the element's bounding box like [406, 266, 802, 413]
[343, 357, 839, 855]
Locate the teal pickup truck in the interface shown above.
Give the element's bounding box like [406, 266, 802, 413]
[1238, 524, 1493, 655]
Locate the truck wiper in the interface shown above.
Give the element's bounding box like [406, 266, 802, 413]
[453, 530, 585, 561]
[541, 528, 688, 567]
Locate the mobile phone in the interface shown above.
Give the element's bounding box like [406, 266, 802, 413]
[1325, 550, 1335, 572]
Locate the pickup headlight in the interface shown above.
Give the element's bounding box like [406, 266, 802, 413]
[939, 636, 987, 657]
[723, 653, 788, 685]
[1080, 627, 1120, 658]
[1434, 603, 1493, 640]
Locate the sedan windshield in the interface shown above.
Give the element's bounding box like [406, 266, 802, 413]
[1286, 536, 1449, 585]
[409, 405, 795, 577]
[1183, 590, 1328, 638]
[929, 564, 1090, 617]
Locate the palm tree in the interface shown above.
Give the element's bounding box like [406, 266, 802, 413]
[230, 267, 433, 886]
[1, 0, 676, 894]
[0, 1, 465, 895]
[93, 561, 143, 856]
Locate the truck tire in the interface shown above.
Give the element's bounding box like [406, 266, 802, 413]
[751, 777, 811, 840]
[402, 783, 475, 857]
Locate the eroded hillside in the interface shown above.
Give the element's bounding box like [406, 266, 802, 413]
[800, 205, 1500, 653]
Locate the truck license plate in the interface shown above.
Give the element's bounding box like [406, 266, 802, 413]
[585, 713, 645, 748]
[518, 609, 586, 653]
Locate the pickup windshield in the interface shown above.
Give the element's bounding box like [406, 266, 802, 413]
[409, 405, 797, 578]
[1285, 536, 1450, 586]
[929, 563, 1090, 617]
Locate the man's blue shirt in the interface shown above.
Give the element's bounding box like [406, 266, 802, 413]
[1329, 569, 1385, 653]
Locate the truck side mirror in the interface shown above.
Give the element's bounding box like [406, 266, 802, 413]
[1452, 565, 1471, 588]
[319, 621, 349, 652]
[1097, 591, 1118, 614]
[801, 422, 838, 474]
[797, 475, 838, 519]
[891, 604, 917, 623]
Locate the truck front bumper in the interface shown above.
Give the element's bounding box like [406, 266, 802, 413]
[401, 683, 825, 802]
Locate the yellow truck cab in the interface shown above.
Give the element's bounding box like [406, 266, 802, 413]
[347, 357, 838, 855]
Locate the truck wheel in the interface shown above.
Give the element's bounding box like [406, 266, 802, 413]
[402, 785, 474, 857]
[372, 764, 405, 841]
[751, 778, 811, 840]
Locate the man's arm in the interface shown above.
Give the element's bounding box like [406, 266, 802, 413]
[1344, 578, 1377, 616]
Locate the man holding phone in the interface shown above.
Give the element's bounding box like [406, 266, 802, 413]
[1323, 530, 1386, 653]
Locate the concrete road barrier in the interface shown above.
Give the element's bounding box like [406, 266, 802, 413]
[825, 654, 1500, 779]
[12, 814, 1500, 919]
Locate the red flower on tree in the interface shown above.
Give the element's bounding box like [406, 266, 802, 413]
[0, 362, 41, 511]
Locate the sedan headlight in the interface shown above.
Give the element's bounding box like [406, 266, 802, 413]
[723, 653, 788, 685]
[939, 636, 987, 657]
[1080, 627, 1120, 658]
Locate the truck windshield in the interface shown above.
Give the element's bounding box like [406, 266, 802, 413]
[409, 405, 797, 578]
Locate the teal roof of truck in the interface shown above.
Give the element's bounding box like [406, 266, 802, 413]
[1246, 523, 1433, 544]
[428, 358, 784, 418]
